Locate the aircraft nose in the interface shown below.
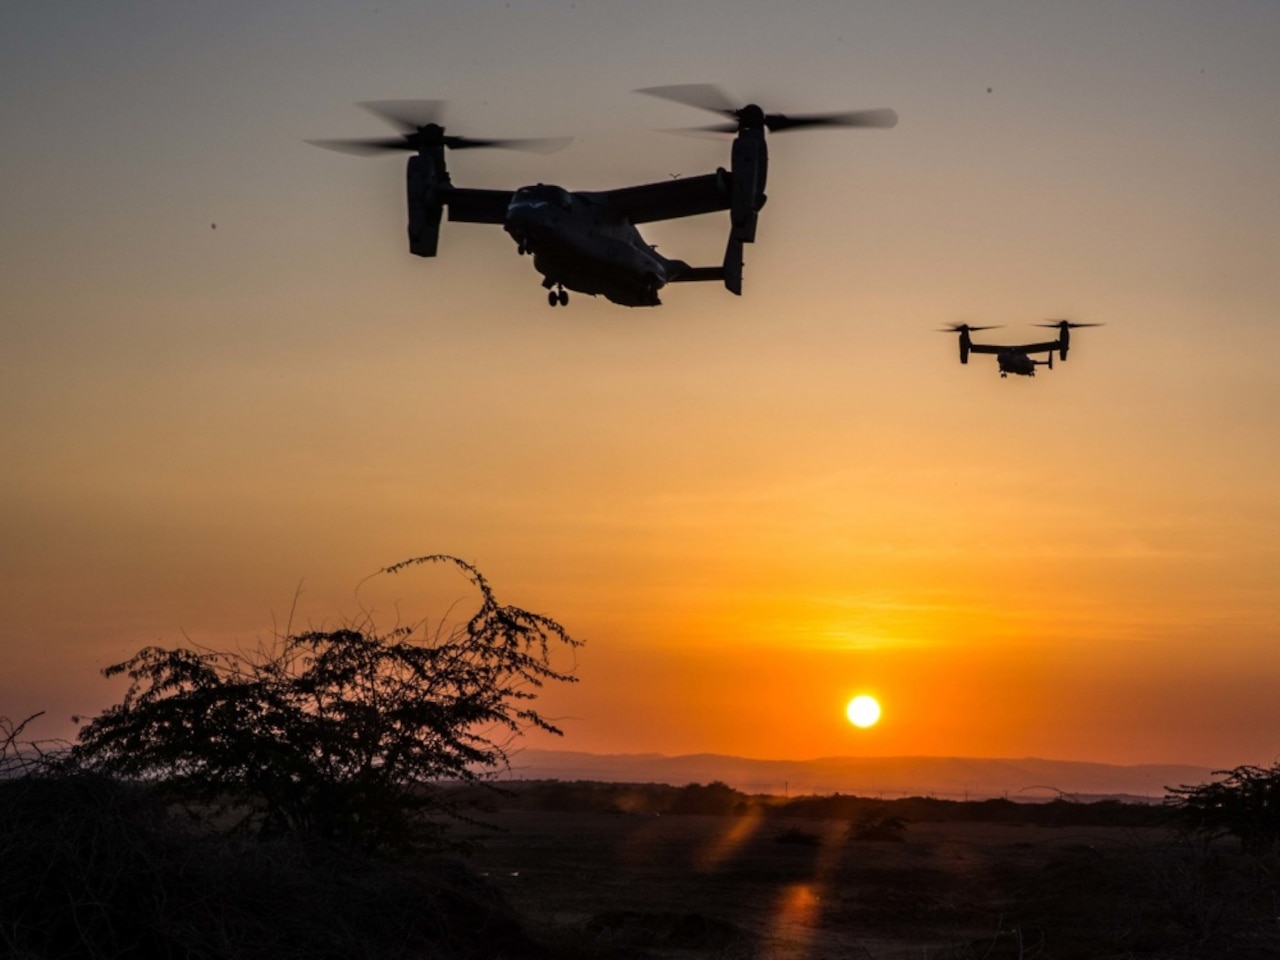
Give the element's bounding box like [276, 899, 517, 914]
[506, 198, 547, 223]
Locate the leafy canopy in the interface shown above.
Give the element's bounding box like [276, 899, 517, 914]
[1166, 762, 1280, 855]
[73, 554, 581, 849]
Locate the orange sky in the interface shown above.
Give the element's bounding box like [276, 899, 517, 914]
[3, 3, 1279, 769]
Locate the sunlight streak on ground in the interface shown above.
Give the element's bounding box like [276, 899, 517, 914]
[765, 883, 823, 957]
[691, 810, 764, 872]
[762, 820, 852, 958]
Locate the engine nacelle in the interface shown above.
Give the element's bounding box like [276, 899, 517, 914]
[960, 340, 969, 364]
[729, 130, 768, 244]
[406, 155, 443, 257]
[723, 236, 743, 296]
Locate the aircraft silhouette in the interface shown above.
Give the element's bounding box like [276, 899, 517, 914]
[309, 87, 897, 307]
[943, 320, 1102, 377]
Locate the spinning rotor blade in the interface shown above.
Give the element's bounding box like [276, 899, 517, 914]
[359, 99, 448, 133]
[308, 100, 571, 156]
[635, 83, 739, 117]
[1034, 319, 1104, 329]
[306, 137, 420, 156]
[442, 134, 572, 153]
[636, 83, 898, 133]
[940, 323, 1001, 333]
[307, 134, 570, 155]
[762, 108, 899, 132]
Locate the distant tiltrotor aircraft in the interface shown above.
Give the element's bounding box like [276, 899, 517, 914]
[942, 319, 1102, 378]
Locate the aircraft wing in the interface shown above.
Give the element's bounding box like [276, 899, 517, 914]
[1009, 338, 1062, 355]
[444, 187, 514, 225]
[591, 172, 731, 224]
[969, 339, 1060, 355]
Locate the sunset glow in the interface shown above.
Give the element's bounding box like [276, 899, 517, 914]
[3, 3, 1279, 773]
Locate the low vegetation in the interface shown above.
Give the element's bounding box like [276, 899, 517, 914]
[0, 771, 541, 960]
[487, 777, 1175, 827]
[6, 759, 1280, 957]
[460, 785, 1280, 959]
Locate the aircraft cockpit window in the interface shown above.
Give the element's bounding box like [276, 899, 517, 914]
[511, 185, 570, 210]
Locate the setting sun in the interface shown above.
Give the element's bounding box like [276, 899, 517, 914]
[846, 695, 881, 729]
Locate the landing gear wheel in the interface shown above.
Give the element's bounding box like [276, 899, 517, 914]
[548, 290, 558, 307]
[557, 288, 569, 306]
[642, 275, 660, 305]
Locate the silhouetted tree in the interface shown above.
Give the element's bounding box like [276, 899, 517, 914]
[1, 714, 37, 776]
[1, 712, 68, 778]
[73, 554, 580, 850]
[1166, 762, 1280, 854]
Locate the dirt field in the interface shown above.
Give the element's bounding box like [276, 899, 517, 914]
[463, 808, 1279, 959]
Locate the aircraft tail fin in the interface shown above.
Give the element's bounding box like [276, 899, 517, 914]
[664, 235, 744, 295]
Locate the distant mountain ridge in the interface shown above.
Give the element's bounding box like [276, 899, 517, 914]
[504, 749, 1215, 801]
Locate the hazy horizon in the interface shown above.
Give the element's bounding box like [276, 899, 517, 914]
[4, 2, 1279, 771]
[499, 747, 1216, 801]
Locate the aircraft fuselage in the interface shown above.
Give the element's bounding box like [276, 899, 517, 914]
[997, 351, 1039, 377]
[504, 184, 678, 306]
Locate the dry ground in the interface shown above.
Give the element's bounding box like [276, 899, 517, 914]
[463, 808, 1279, 960]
